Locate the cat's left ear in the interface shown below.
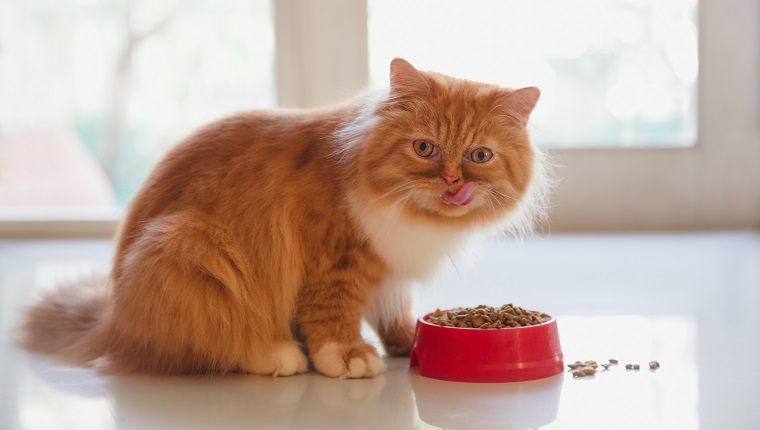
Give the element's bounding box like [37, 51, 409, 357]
[498, 87, 541, 126]
[389, 58, 428, 96]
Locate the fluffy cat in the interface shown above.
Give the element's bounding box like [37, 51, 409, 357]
[19, 58, 549, 378]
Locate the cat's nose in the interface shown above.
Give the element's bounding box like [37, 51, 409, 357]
[441, 174, 460, 186]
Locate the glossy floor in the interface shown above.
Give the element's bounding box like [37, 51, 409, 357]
[1, 232, 758, 429]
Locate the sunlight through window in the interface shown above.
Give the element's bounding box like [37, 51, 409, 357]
[368, 0, 698, 148]
[0, 0, 275, 209]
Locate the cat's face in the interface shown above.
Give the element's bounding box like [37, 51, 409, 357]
[357, 58, 543, 228]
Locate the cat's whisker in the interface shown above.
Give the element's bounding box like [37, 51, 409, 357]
[494, 186, 552, 209]
[482, 193, 496, 212]
[485, 187, 551, 210]
[365, 182, 414, 205]
[484, 191, 507, 212]
[490, 193, 504, 212]
[366, 179, 429, 205]
[484, 187, 519, 205]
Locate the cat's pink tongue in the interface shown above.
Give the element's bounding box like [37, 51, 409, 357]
[439, 181, 478, 206]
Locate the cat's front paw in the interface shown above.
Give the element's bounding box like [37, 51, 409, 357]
[379, 322, 416, 356]
[243, 341, 309, 377]
[271, 342, 310, 377]
[311, 341, 385, 379]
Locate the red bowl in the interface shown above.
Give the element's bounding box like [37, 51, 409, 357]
[409, 310, 564, 383]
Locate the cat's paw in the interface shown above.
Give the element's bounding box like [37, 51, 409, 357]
[271, 342, 309, 377]
[311, 341, 385, 379]
[379, 322, 416, 356]
[245, 342, 309, 377]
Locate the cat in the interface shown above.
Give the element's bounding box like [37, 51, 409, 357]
[19, 58, 549, 378]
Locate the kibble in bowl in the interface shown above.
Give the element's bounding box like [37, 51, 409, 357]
[425, 304, 552, 329]
[410, 304, 564, 383]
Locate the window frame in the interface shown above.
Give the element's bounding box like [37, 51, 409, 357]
[2, 0, 758, 238]
[547, 0, 760, 231]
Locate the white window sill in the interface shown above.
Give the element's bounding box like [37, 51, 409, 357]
[0, 208, 121, 238]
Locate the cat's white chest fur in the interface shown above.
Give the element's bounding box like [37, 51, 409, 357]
[350, 199, 467, 280]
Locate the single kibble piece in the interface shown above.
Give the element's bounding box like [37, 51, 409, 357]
[572, 371, 586, 378]
[609, 359, 619, 364]
[625, 364, 633, 370]
[649, 361, 660, 369]
[568, 361, 584, 370]
[425, 304, 551, 328]
[633, 364, 641, 370]
[601, 363, 611, 370]
[581, 366, 597, 375]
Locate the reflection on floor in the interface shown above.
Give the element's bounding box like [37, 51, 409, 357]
[0, 232, 758, 429]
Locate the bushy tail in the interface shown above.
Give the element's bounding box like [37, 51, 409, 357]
[18, 275, 110, 365]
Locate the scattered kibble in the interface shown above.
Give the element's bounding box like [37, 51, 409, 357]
[425, 304, 551, 329]
[566, 359, 607, 378]
[570, 359, 659, 378]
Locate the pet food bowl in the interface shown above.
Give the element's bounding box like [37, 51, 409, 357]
[409, 310, 564, 383]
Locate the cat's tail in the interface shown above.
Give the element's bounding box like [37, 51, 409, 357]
[18, 274, 110, 366]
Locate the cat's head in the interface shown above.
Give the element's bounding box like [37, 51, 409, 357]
[341, 58, 550, 234]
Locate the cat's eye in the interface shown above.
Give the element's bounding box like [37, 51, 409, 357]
[412, 140, 436, 158]
[470, 147, 494, 163]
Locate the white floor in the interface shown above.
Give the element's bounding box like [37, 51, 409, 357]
[0, 232, 758, 429]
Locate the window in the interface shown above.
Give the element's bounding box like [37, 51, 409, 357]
[0, 0, 275, 214]
[2, 0, 758, 234]
[368, 0, 698, 148]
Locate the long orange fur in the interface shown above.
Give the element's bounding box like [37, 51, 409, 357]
[19, 58, 549, 378]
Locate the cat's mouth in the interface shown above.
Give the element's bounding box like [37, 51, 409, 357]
[438, 181, 478, 206]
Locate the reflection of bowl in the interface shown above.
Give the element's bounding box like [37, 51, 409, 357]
[409, 311, 564, 383]
[410, 372, 563, 430]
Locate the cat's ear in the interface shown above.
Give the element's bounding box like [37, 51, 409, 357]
[498, 87, 541, 126]
[389, 58, 428, 96]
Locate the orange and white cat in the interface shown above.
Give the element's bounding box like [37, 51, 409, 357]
[20, 58, 549, 378]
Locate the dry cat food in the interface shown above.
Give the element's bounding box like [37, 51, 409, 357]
[425, 304, 551, 329]
[571, 358, 660, 378]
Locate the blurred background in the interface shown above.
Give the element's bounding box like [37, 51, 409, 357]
[0, 0, 758, 236]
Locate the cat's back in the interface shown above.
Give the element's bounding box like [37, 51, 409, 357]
[141, 108, 346, 202]
[117, 105, 355, 250]
[169, 107, 344, 178]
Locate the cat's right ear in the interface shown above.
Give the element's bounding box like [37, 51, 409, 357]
[496, 86, 541, 127]
[390, 58, 428, 96]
